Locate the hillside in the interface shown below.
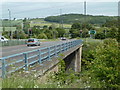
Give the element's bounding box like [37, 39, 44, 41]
[1, 14, 117, 29]
[44, 14, 117, 25]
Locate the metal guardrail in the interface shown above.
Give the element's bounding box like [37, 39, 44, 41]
[0, 40, 26, 47]
[0, 39, 83, 78]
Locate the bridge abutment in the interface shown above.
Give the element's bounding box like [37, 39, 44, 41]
[64, 46, 82, 73]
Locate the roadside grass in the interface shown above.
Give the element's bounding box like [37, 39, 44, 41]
[40, 39, 60, 42]
[2, 69, 104, 88]
[0, 78, 2, 89]
[77, 37, 103, 43]
[68, 70, 105, 88]
[2, 71, 61, 88]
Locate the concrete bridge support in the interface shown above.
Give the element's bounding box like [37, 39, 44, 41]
[64, 46, 82, 73]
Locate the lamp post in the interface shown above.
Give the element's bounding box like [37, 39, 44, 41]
[8, 9, 12, 39]
[84, 1, 87, 42]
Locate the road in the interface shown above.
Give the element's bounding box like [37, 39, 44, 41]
[1, 40, 72, 57]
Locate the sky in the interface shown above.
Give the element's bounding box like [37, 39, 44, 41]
[0, 1, 119, 19]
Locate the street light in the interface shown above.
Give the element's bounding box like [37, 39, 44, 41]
[84, 1, 87, 42]
[8, 9, 12, 39]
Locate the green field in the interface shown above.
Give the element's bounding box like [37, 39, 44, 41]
[30, 19, 71, 28]
[0, 27, 16, 32]
[0, 19, 71, 33]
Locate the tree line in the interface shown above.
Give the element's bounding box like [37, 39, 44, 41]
[44, 14, 117, 25]
[2, 15, 119, 43]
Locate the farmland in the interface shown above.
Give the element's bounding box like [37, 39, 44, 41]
[0, 18, 71, 31]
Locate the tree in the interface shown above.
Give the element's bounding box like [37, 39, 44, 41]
[3, 27, 5, 32]
[71, 23, 81, 29]
[70, 23, 92, 38]
[37, 33, 48, 39]
[107, 27, 118, 39]
[32, 26, 41, 35]
[23, 18, 30, 34]
[13, 30, 27, 39]
[52, 29, 58, 39]
[56, 28, 66, 37]
[43, 25, 48, 29]
[69, 29, 80, 38]
[95, 33, 105, 39]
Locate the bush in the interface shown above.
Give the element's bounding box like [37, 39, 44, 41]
[37, 33, 48, 39]
[90, 39, 120, 88]
[95, 33, 105, 39]
[82, 39, 102, 69]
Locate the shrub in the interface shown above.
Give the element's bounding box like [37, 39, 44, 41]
[90, 39, 120, 88]
[37, 33, 48, 39]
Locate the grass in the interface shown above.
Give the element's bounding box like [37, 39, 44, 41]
[2, 70, 59, 88]
[2, 69, 104, 88]
[77, 37, 103, 43]
[30, 18, 71, 28]
[30, 22, 71, 29]
[0, 27, 16, 32]
[0, 78, 2, 89]
[40, 39, 60, 42]
[1, 19, 71, 33]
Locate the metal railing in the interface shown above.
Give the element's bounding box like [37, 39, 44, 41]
[0, 39, 83, 78]
[0, 39, 26, 47]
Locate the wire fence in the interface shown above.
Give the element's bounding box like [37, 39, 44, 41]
[0, 40, 27, 47]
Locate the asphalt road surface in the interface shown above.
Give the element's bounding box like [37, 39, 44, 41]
[1, 39, 73, 58]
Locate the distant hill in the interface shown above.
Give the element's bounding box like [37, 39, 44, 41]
[44, 14, 117, 25]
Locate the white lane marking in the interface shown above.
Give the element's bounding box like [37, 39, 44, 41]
[28, 46, 40, 48]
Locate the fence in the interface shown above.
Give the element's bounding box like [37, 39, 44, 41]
[0, 39, 83, 78]
[0, 39, 26, 47]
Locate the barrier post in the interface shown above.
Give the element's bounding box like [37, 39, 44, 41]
[24, 53, 28, 71]
[55, 45, 57, 56]
[48, 47, 50, 60]
[38, 49, 42, 64]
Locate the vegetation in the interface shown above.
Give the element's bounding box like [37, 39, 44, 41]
[69, 22, 93, 38]
[23, 18, 30, 34]
[90, 39, 120, 88]
[2, 38, 119, 88]
[1, 14, 118, 41]
[44, 14, 117, 25]
[83, 38, 119, 87]
[1, 12, 119, 89]
[1, 14, 119, 88]
[69, 19, 118, 40]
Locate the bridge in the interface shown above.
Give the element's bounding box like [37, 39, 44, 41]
[0, 39, 83, 78]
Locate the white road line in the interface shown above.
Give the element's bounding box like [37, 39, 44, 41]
[28, 46, 40, 48]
